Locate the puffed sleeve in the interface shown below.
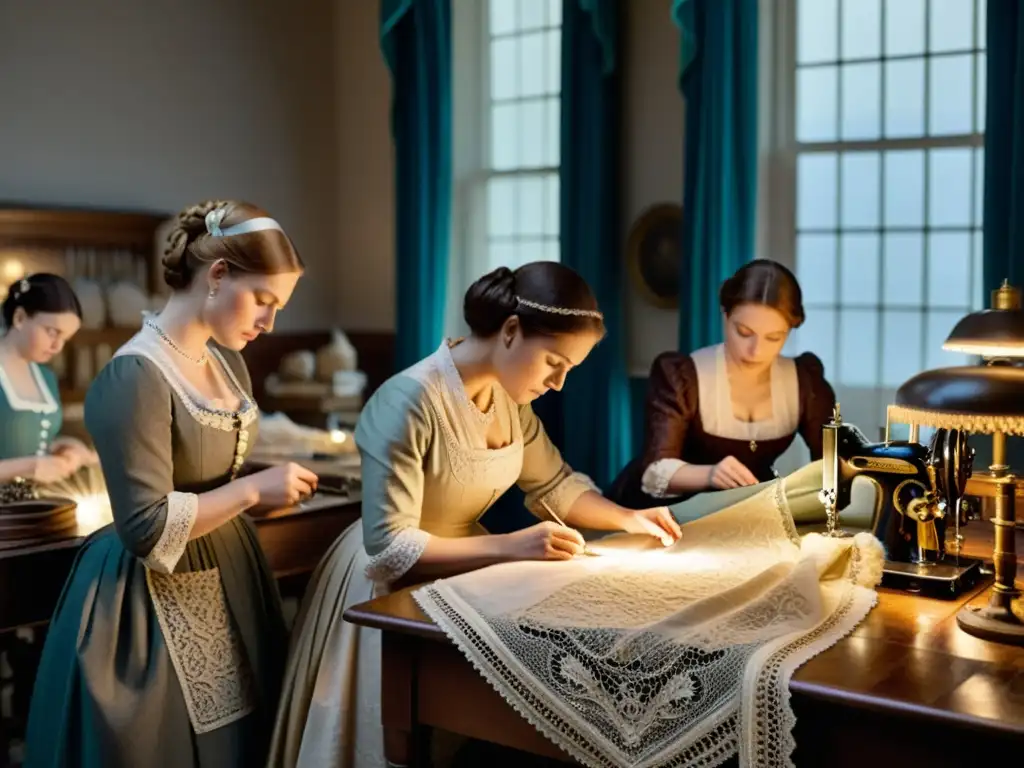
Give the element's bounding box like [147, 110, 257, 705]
[354, 376, 434, 584]
[795, 352, 837, 460]
[84, 355, 196, 574]
[517, 403, 597, 520]
[639, 353, 699, 497]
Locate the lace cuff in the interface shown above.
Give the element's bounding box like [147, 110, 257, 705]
[527, 471, 598, 520]
[143, 491, 198, 574]
[365, 527, 432, 584]
[640, 459, 686, 498]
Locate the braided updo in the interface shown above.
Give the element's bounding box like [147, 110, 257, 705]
[161, 200, 304, 291]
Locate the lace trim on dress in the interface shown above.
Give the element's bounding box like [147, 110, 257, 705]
[146, 566, 256, 734]
[142, 491, 198, 574]
[113, 331, 257, 432]
[365, 527, 432, 584]
[641, 458, 687, 498]
[0, 361, 59, 414]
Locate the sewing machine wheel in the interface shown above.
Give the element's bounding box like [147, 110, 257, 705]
[930, 429, 972, 505]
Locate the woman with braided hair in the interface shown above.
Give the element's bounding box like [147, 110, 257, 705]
[269, 262, 681, 768]
[25, 200, 317, 768]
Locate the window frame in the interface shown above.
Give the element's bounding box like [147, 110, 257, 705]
[759, 0, 987, 434]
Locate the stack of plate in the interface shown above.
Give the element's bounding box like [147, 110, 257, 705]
[0, 497, 79, 550]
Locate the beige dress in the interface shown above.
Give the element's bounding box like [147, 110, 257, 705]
[268, 341, 596, 767]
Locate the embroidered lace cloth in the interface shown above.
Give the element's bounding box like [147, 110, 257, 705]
[414, 477, 883, 768]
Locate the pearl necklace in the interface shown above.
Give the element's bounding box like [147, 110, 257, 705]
[144, 316, 209, 366]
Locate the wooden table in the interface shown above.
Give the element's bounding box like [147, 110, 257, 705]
[345, 527, 1024, 767]
[0, 490, 360, 633]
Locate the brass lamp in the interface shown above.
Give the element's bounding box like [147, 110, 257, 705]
[887, 280, 1024, 646]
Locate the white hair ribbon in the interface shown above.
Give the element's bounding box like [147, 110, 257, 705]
[205, 208, 284, 238]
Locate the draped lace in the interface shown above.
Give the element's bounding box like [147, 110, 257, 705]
[142, 491, 198, 574]
[414, 478, 882, 767]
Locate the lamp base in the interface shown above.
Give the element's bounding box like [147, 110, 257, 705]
[956, 591, 1024, 646]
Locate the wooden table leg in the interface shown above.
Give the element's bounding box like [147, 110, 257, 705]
[381, 631, 422, 767]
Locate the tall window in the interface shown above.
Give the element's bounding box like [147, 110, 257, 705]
[448, 0, 562, 332]
[775, 0, 987, 429]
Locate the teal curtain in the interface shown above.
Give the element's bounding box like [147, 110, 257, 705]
[672, 0, 758, 352]
[380, 0, 452, 370]
[559, 0, 631, 489]
[983, 0, 1024, 291]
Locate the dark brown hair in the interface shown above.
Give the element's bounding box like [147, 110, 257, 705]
[161, 200, 304, 291]
[2, 273, 82, 331]
[463, 262, 605, 338]
[719, 259, 805, 328]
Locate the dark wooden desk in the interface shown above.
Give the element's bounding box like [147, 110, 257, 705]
[346, 528, 1024, 767]
[0, 492, 360, 632]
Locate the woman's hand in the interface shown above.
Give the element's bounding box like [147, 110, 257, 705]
[502, 521, 586, 561]
[622, 507, 681, 546]
[33, 453, 80, 483]
[708, 456, 759, 489]
[242, 462, 319, 510]
[51, 437, 99, 467]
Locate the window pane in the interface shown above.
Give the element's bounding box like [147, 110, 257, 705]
[840, 234, 881, 305]
[544, 238, 560, 263]
[547, 0, 562, 27]
[489, 241, 517, 271]
[885, 0, 925, 55]
[488, 178, 517, 237]
[883, 233, 924, 305]
[929, 148, 972, 227]
[841, 63, 881, 140]
[797, 153, 838, 229]
[926, 310, 971, 368]
[929, 0, 974, 53]
[884, 150, 925, 227]
[927, 232, 972, 307]
[976, 52, 986, 132]
[519, 33, 546, 97]
[798, 0, 838, 63]
[974, 146, 985, 224]
[490, 0, 517, 35]
[929, 54, 973, 135]
[519, 0, 547, 30]
[842, 0, 880, 59]
[977, 0, 987, 48]
[519, 100, 546, 167]
[491, 38, 517, 100]
[881, 310, 924, 387]
[545, 30, 561, 94]
[796, 308, 837, 378]
[517, 239, 547, 268]
[491, 104, 518, 169]
[839, 309, 879, 385]
[841, 153, 880, 228]
[544, 97, 560, 166]
[797, 234, 837, 304]
[885, 59, 925, 137]
[545, 174, 559, 236]
[517, 177, 546, 236]
[797, 67, 838, 142]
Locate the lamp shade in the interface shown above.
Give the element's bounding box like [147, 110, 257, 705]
[942, 309, 1024, 357]
[888, 365, 1024, 436]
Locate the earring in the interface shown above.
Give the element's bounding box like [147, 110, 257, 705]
[208, 288, 217, 299]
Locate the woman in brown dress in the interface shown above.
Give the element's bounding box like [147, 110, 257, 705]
[608, 259, 836, 509]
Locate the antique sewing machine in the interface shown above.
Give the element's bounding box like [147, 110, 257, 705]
[818, 404, 986, 594]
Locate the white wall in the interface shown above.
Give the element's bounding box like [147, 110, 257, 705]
[0, 0, 340, 329]
[621, 0, 684, 376]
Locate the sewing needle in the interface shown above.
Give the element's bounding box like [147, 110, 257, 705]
[540, 500, 598, 557]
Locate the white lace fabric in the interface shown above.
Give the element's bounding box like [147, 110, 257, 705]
[414, 478, 883, 768]
[641, 458, 687, 498]
[142, 491, 199, 573]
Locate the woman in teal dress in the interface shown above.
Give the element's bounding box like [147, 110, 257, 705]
[0, 273, 97, 500]
[25, 200, 318, 768]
